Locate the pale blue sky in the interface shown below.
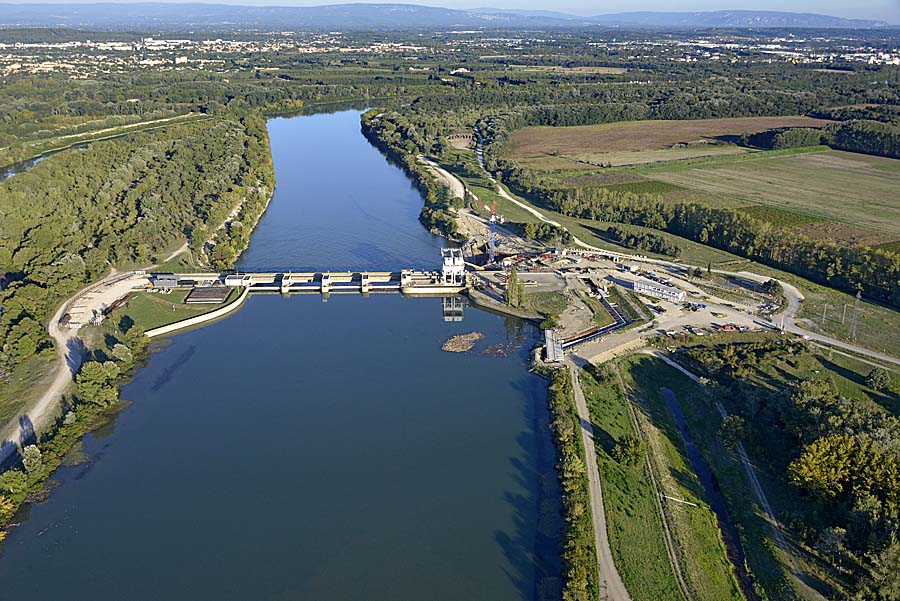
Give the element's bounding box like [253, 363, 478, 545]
[6, 0, 900, 22]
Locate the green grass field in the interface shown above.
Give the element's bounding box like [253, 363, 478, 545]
[521, 290, 568, 318]
[619, 356, 745, 601]
[117, 289, 235, 331]
[647, 150, 900, 238]
[580, 367, 684, 600]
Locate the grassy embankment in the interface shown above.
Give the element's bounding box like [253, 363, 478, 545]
[115, 289, 238, 332]
[581, 359, 744, 601]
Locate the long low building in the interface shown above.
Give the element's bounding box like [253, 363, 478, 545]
[633, 278, 686, 303]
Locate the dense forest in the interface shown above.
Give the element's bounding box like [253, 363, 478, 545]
[0, 111, 272, 370]
[682, 340, 900, 599]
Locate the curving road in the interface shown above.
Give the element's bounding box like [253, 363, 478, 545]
[474, 156, 900, 367]
[0, 246, 183, 464]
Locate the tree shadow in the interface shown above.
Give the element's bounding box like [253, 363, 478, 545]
[584, 416, 616, 456]
[493, 376, 562, 600]
[17, 415, 36, 446]
[65, 337, 86, 374]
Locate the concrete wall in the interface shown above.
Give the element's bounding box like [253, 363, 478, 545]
[145, 287, 249, 338]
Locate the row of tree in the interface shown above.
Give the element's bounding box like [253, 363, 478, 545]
[497, 168, 900, 307]
[546, 367, 600, 601]
[606, 226, 681, 257]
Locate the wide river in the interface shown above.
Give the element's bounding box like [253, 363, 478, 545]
[0, 110, 561, 599]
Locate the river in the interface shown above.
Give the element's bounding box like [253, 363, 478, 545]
[0, 110, 561, 600]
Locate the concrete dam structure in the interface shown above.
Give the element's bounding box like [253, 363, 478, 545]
[150, 248, 467, 297]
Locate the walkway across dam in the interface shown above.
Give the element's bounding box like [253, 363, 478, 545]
[150, 249, 467, 296]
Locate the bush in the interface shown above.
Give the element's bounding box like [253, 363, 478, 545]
[866, 368, 891, 392]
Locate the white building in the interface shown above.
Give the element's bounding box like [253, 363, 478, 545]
[441, 248, 465, 286]
[633, 279, 685, 303]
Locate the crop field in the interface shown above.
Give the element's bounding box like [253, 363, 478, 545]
[516, 145, 750, 169]
[648, 150, 900, 237]
[507, 116, 831, 158]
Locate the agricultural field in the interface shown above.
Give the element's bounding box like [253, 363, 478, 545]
[507, 116, 830, 158]
[648, 150, 900, 240]
[516, 145, 750, 170]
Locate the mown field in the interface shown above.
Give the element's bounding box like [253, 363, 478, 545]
[648, 150, 900, 240]
[516, 145, 750, 170]
[117, 289, 235, 331]
[507, 116, 831, 157]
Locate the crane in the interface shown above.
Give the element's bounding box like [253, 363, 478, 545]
[467, 189, 497, 264]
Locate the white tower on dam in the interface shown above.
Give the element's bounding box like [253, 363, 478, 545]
[441, 248, 465, 286]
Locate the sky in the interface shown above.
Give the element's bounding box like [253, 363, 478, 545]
[3, 0, 900, 22]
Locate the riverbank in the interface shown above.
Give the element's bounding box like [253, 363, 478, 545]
[144, 288, 250, 338]
[466, 288, 542, 322]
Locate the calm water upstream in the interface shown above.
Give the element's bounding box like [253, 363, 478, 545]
[0, 110, 560, 599]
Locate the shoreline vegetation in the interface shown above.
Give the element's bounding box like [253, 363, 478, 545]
[0, 107, 277, 537]
[543, 366, 601, 600]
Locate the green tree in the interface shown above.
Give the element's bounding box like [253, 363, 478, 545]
[22, 445, 43, 475]
[612, 434, 646, 467]
[506, 266, 524, 308]
[720, 415, 749, 451]
[76, 361, 120, 406]
[0, 469, 28, 495]
[867, 368, 891, 392]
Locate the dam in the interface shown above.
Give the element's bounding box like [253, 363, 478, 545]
[149, 248, 467, 296]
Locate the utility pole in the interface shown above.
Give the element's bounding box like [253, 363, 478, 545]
[850, 290, 861, 342]
[841, 303, 848, 326]
[822, 303, 828, 323]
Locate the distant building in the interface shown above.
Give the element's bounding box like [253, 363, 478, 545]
[633, 279, 685, 303]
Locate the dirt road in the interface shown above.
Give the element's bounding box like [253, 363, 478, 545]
[418, 156, 465, 199]
[567, 360, 632, 601]
[0, 271, 150, 464]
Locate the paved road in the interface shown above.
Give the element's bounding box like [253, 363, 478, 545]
[567, 359, 632, 601]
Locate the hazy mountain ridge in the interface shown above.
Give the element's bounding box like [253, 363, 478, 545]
[0, 2, 891, 31]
